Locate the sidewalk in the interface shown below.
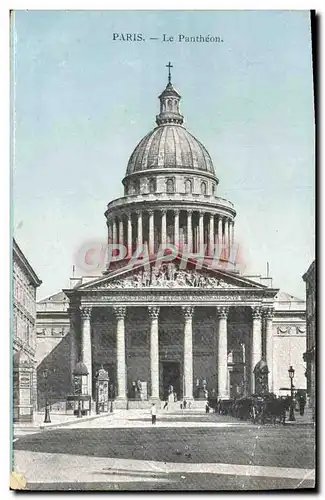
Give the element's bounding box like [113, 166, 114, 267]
[285, 408, 314, 426]
[13, 411, 115, 437]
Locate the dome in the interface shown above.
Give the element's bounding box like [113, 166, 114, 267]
[126, 125, 215, 176]
[73, 361, 89, 376]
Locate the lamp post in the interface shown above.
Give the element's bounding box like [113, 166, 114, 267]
[43, 369, 51, 423]
[288, 365, 296, 422]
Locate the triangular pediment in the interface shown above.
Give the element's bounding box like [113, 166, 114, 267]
[74, 255, 267, 291]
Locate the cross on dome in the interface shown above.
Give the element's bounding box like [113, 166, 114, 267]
[166, 62, 173, 84]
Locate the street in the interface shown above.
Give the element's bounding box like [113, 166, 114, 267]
[13, 408, 316, 491]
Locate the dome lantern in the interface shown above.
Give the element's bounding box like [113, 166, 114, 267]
[156, 62, 184, 126]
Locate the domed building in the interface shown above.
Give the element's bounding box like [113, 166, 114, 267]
[62, 68, 306, 408]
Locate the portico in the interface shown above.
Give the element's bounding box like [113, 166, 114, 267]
[65, 263, 277, 407]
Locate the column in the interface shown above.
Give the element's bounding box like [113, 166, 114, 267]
[174, 209, 180, 249]
[68, 307, 79, 392]
[227, 219, 231, 250]
[136, 210, 143, 251]
[187, 210, 193, 253]
[218, 215, 223, 245]
[263, 307, 274, 392]
[224, 218, 229, 248]
[231, 220, 235, 245]
[217, 306, 229, 399]
[127, 214, 132, 258]
[148, 210, 154, 255]
[112, 218, 117, 245]
[251, 306, 262, 394]
[80, 306, 92, 397]
[113, 306, 127, 400]
[208, 214, 214, 256]
[161, 209, 167, 248]
[119, 216, 124, 246]
[107, 219, 113, 245]
[182, 306, 194, 400]
[199, 211, 204, 254]
[148, 307, 160, 400]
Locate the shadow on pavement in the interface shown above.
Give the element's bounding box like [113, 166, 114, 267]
[13, 426, 316, 469]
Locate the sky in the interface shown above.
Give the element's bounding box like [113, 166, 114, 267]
[11, 10, 315, 300]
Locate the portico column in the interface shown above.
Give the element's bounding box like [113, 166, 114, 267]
[148, 210, 155, 255]
[182, 306, 194, 400]
[231, 221, 235, 245]
[199, 211, 204, 254]
[127, 214, 132, 258]
[264, 307, 274, 393]
[68, 307, 78, 392]
[251, 306, 263, 394]
[161, 209, 167, 248]
[209, 214, 214, 256]
[113, 306, 127, 400]
[112, 218, 117, 245]
[187, 210, 193, 253]
[217, 306, 229, 399]
[80, 306, 92, 397]
[174, 209, 180, 249]
[148, 307, 160, 400]
[136, 210, 143, 251]
[119, 216, 124, 246]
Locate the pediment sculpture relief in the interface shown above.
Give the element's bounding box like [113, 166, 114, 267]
[100, 264, 236, 289]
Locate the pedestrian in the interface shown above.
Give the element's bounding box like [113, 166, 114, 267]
[183, 400, 187, 410]
[151, 403, 157, 424]
[299, 394, 306, 416]
[205, 402, 210, 414]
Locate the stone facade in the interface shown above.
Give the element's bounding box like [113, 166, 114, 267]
[302, 261, 316, 419]
[35, 291, 70, 410]
[13, 239, 42, 422]
[36, 72, 307, 409]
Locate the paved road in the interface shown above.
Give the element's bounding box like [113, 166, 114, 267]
[13, 410, 316, 491]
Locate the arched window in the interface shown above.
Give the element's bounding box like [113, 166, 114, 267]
[185, 179, 192, 194]
[212, 183, 216, 196]
[149, 178, 156, 193]
[201, 181, 207, 195]
[166, 178, 175, 193]
[167, 99, 173, 111]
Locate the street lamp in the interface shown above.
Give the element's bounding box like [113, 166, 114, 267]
[288, 365, 296, 422]
[43, 369, 51, 423]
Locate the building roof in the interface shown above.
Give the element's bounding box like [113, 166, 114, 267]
[38, 291, 68, 304]
[302, 260, 315, 282]
[13, 239, 42, 287]
[126, 125, 215, 176]
[125, 79, 216, 177]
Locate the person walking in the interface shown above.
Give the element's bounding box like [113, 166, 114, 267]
[299, 394, 306, 416]
[151, 403, 157, 424]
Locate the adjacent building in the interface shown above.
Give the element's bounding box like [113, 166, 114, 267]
[303, 260, 316, 418]
[35, 291, 70, 410]
[13, 239, 42, 422]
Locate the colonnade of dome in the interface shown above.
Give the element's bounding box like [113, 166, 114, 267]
[105, 70, 236, 264]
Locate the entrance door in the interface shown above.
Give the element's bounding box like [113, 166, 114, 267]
[162, 362, 181, 400]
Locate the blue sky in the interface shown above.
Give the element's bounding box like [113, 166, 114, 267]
[12, 10, 315, 299]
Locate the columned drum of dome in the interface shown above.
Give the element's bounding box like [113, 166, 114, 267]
[104, 74, 236, 266]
